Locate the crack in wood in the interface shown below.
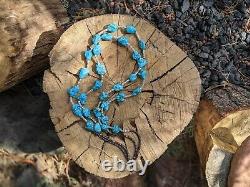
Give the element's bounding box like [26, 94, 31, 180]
[48, 69, 63, 89]
[74, 134, 92, 162]
[145, 28, 157, 45]
[56, 120, 81, 133]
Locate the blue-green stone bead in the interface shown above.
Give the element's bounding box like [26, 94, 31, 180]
[125, 25, 136, 34]
[96, 62, 106, 75]
[99, 92, 109, 101]
[137, 58, 148, 68]
[79, 68, 89, 79]
[93, 108, 102, 118]
[138, 69, 147, 80]
[86, 120, 94, 132]
[72, 104, 83, 117]
[106, 23, 118, 33]
[112, 124, 122, 134]
[129, 73, 137, 82]
[92, 80, 102, 91]
[132, 87, 142, 96]
[116, 92, 126, 103]
[67, 85, 80, 98]
[132, 51, 141, 60]
[84, 50, 92, 61]
[92, 44, 101, 56]
[82, 107, 91, 118]
[100, 123, 110, 131]
[78, 93, 87, 104]
[100, 115, 109, 125]
[113, 83, 124, 91]
[94, 123, 102, 133]
[117, 36, 129, 46]
[100, 101, 110, 111]
[92, 34, 101, 44]
[138, 40, 146, 50]
[101, 33, 112, 41]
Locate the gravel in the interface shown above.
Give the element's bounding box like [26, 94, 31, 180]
[61, 0, 250, 91]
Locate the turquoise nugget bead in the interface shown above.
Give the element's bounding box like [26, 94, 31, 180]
[96, 62, 106, 75]
[132, 50, 141, 60]
[113, 83, 124, 91]
[67, 85, 80, 98]
[137, 58, 148, 68]
[100, 101, 110, 111]
[93, 108, 102, 118]
[138, 40, 146, 50]
[138, 69, 147, 80]
[92, 34, 101, 44]
[99, 92, 109, 101]
[82, 107, 91, 118]
[79, 68, 89, 79]
[132, 87, 142, 96]
[78, 93, 87, 104]
[100, 115, 109, 125]
[92, 44, 101, 56]
[84, 50, 92, 61]
[129, 73, 137, 82]
[106, 23, 118, 33]
[117, 36, 129, 46]
[101, 33, 112, 41]
[92, 80, 102, 91]
[72, 104, 83, 117]
[112, 125, 122, 134]
[125, 25, 136, 34]
[100, 123, 110, 131]
[94, 123, 102, 133]
[86, 120, 94, 132]
[116, 92, 126, 103]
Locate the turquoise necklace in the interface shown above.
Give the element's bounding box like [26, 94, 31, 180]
[67, 23, 147, 160]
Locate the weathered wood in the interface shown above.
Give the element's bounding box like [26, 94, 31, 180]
[0, 0, 68, 92]
[194, 84, 250, 187]
[43, 14, 201, 178]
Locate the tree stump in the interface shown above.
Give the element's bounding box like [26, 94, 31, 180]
[194, 84, 250, 187]
[0, 0, 68, 92]
[43, 14, 201, 178]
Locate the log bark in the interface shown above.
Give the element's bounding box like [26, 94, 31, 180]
[194, 83, 250, 187]
[43, 14, 201, 178]
[0, 0, 69, 92]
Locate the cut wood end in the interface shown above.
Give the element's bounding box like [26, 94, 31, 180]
[43, 14, 201, 178]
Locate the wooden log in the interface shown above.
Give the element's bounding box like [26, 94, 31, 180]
[194, 84, 250, 187]
[43, 14, 201, 178]
[0, 0, 69, 92]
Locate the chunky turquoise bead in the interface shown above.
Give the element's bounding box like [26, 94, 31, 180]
[84, 50, 92, 61]
[100, 101, 110, 111]
[132, 87, 142, 96]
[138, 69, 147, 80]
[94, 123, 102, 133]
[92, 80, 102, 91]
[125, 25, 136, 34]
[93, 108, 102, 118]
[113, 83, 124, 91]
[79, 68, 89, 79]
[86, 120, 94, 132]
[138, 40, 146, 50]
[117, 36, 129, 46]
[96, 62, 106, 75]
[101, 33, 112, 41]
[67, 85, 80, 98]
[132, 50, 141, 60]
[92, 34, 101, 44]
[106, 23, 118, 33]
[116, 92, 126, 103]
[100, 123, 110, 131]
[92, 44, 101, 56]
[99, 92, 109, 101]
[137, 58, 148, 68]
[72, 104, 83, 117]
[112, 125, 122, 134]
[82, 107, 91, 118]
[100, 115, 109, 125]
[129, 73, 137, 82]
[78, 93, 87, 104]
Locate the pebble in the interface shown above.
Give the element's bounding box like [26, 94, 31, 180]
[181, 0, 190, 13]
[199, 52, 209, 59]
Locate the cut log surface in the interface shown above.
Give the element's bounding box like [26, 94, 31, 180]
[195, 84, 250, 187]
[0, 0, 68, 92]
[43, 14, 201, 178]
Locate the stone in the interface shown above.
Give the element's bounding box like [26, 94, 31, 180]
[199, 52, 209, 59]
[181, 0, 190, 13]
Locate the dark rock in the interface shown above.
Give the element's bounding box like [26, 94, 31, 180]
[181, 0, 190, 13]
[241, 32, 247, 41]
[246, 34, 250, 43]
[199, 52, 209, 59]
[165, 5, 174, 14]
[219, 36, 227, 45]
